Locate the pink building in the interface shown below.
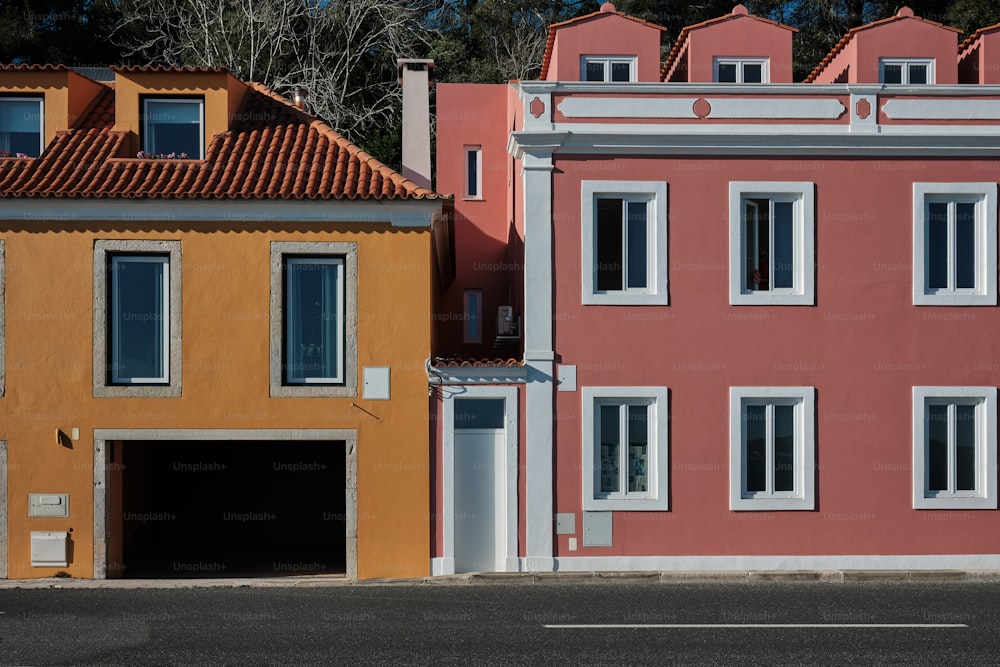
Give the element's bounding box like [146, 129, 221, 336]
[427, 3, 1000, 574]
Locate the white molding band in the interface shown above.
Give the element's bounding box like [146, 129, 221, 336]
[548, 554, 1000, 571]
[558, 97, 700, 119]
[704, 98, 846, 120]
[558, 97, 845, 120]
[883, 98, 1000, 120]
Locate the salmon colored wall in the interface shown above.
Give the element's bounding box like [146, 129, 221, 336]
[855, 20, 959, 84]
[113, 72, 247, 156]
[435, 83, 517, 357]
[811, 38, 856, 83]
[551, 154, 1000, 558]
[547, 16, 663, 82]
[1, 220, 430, 580]
[687, 18, 795, 83]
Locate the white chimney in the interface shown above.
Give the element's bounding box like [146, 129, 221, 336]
[397, 59, 434, 190]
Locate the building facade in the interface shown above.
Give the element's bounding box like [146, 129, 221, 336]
[430, 3, 1000, 573]
[0, 64, 446, 579]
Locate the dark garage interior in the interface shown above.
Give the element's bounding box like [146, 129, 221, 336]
[119, 440, 346, 578]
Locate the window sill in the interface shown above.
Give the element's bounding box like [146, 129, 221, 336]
[730, 497, 814, 511]
[583, 497, 668, 511]
[583, 293, 669, 306]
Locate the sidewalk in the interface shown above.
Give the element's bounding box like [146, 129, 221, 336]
[3, 570, 1000, 589]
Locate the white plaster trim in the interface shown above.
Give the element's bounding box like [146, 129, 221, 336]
[92, 428, 357, 580]
[441, 385, 519, 574]
[703, 98, 845, 120]
[581, 180, 668, 306]
[431, 557, 454, 576]
[0, 441, 6, 579]
[728, 182, 815, 306]
[4, 199, 440, 228]
[519, 81, 1000, 96]
[558, 97, 699, 119]
[582, 386, 669, 511]
[912, 183, 998, 306]
[884, 98, 1000, 120]
[912, 387, 998, 510]
[729, 387, 816, 511]
[551, 554, 1000, 571]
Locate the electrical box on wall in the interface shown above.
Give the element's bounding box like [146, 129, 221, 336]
[28, 493, 69, 518]
[363, 366, 391, 400]
[31, 531, 68, 567]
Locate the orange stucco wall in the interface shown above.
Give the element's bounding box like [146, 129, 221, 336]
[0, 70, 104, 146]
[0, 217, 431, 580]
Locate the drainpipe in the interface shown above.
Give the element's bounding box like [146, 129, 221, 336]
[397, 59, 434, 190]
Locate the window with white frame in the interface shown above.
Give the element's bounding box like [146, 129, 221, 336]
[729, 182, 814, 305]
[93, 240, 182, 398]
[729, 387, 815, 510]
[913, 183, 997, 306]
[880, 58, 934, 84]
[714, 58, 768, 83]
[463, 289, 482, 344]
[464, 145, 482, 199]
[582, 386, 669, 511]
[0, 97, 43, 157]
[582, 180, 668, 305]
[270, 241, 357, 398]
[913, 387, 997, 509]
[142, 97, 204, 158]
[581, 56, 636, 82]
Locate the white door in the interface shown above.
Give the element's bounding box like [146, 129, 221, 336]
[454, 430, 504, 573]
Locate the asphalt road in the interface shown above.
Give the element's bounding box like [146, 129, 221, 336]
[0, 580, 996, 665]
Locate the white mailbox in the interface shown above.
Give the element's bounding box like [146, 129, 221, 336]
[31, 531, 68, 567]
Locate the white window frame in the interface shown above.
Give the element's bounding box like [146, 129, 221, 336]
[0, 96, 44, 157]
[582, 386, 669, 511]
[880, 58, 935, 85]
[729, 181, 815, 305]
[581, 180, 668, 305]
[912, 183, 997, 306]
[142, 97, 205, 159]
[581, 56, 637, 82]
[729, 387, 815, 511]
[912, 386, 997, 510]
[463, 289, 482, 344]
[464, 145, 482, 200]
[713, 58, 769, 83]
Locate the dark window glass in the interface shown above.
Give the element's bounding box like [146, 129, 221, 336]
[596, 198, 624, 291]
[956, 202, 976, 289]
[743, 63, 763, 83]
[927, 202, 948, 289]
[773, 405, 795, 492]
[718, 63, 737, 82]
[927, 405, 949, 491]
[746, 405, 767, 492]
[455, 398, 505, 430]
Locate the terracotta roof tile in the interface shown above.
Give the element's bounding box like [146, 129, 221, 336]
[433, 357, 524, 369]
[805, 8, 961, 83]
[539, 2, 666, 80]
[661, 5, 797, 81]
[110, 65, 231, 74]
[959, 22, 1000, 57]
[0, 78, 445, 202]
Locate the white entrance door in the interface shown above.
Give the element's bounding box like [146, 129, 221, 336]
[454, 430, 504, 573]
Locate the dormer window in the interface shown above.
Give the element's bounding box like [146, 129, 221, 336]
[142, 97, 204, 158]
[714, 58, 768, 83]
[582, 56, 636, 82]
[881, 58, 934, 84]
[0, 97, 43, 158]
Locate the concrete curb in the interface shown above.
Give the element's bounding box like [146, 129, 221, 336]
[3, 570, 1000, 589]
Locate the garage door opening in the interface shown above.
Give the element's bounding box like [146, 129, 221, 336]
[115, 440, 347, 578]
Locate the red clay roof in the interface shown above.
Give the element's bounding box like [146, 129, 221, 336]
[0, 76, 443, 201]
[110, 65, 231, 74]
[660, 5, 797, 81]
[433, 358, 524, 369]
[804, 7, 962, 83]
[539, 2, 666, 80]
[0, 64, 70, 72]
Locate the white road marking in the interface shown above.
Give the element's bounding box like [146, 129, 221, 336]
[544, 623, 968, 629]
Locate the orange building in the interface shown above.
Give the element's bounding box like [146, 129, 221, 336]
[0, 64, 446, 580]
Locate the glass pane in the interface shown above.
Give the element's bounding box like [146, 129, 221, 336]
[466, 149, 478, 197]
[773, 404, 795, 492]
[585, 61, 605, 82]
[286, 259, 340, 381]
[743, 63, 763, 83]
[883, 64, 902, 84]
[744, 201, 757, 289]
[772, 201, 794, 289]
[596, 198, 623, 291]
[611, 62, 631, 82]
[626, 201, 648, 289]
[927, 202, 948, 289]
[627, 405, 648, 493]
[956, 404, 977, 491]
[146, 100, 200, 157]
[112, 257, 166, 382]
[755, 200, 770, 290]
[717, 63, 737, 82]
[745, 405, 767, 492]
[0, 99, 42, 157]
[455, 399, 505, 430]
[927, 404, 949, 492]
[908, 63, 928, 84]
[956, 202, 976, 289]
[599, 405, 620, 493]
